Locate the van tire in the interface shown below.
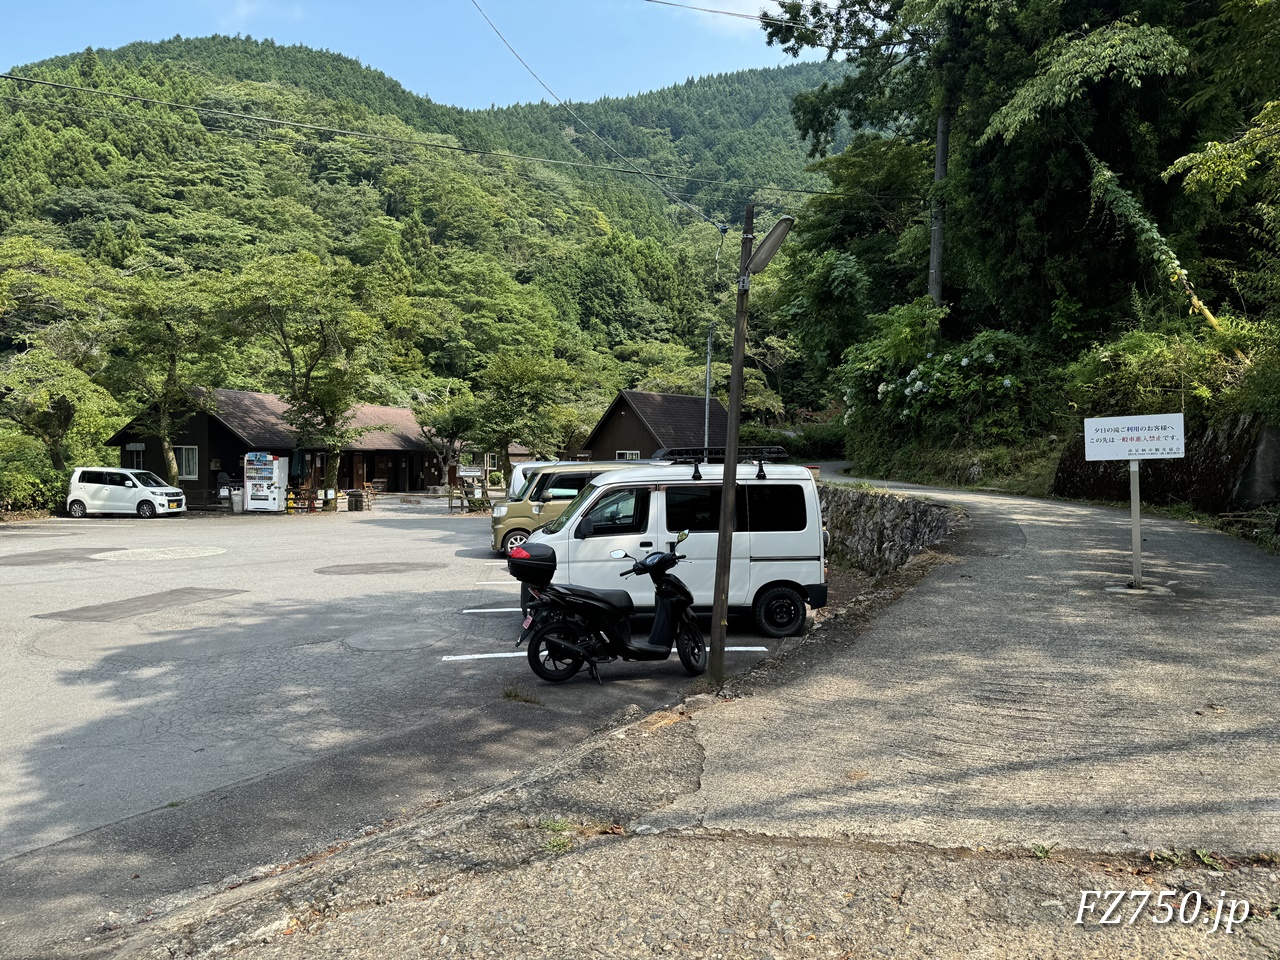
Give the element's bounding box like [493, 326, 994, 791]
[68, 500, 87, 519]
[502, 529, 530, 555]
[137, 500, 157, 519]
[753, 585, 807, 638]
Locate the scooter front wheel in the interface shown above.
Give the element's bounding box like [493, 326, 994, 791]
[676, 611, 707, 676]
[527, 624, 585, 682]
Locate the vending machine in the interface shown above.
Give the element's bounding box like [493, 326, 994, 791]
[244, 452, 288, 512]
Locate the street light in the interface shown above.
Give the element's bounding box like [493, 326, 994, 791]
[708, 205, 794, 685]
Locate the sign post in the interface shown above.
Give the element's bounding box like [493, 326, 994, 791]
[1083, 414, 1186, 589]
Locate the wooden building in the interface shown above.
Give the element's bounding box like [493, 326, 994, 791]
[107, 389, 437, 503]
[577, 390, 728, 460]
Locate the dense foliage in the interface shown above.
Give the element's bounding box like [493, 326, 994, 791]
[0, 39, 839, 508]
[761, 0, 1279, 498]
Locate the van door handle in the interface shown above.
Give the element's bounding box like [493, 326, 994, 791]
[639, 541, 653, 548]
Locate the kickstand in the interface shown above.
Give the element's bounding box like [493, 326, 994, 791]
[588, 661, 602, 685]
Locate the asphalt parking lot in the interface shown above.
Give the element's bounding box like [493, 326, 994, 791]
[0, 501, 775, 951]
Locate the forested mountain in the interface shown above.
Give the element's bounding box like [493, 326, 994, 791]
[0, 38, 841, 507]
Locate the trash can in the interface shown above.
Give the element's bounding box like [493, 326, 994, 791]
[230, 488, 244, 513]
[348, 490, 364, 512]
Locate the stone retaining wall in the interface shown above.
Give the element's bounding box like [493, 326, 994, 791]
[821, 484, 959, 578]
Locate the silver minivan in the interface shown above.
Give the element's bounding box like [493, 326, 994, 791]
[66, 467, 187, 519]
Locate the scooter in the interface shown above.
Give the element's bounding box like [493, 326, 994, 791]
[507, 531, 707, 683]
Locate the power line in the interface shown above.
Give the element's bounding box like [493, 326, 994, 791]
[641, 0, 843, 28]
[0, 73, 870, 202]
[467, 0, 727, 231]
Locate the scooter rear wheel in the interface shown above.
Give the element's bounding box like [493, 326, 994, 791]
[527, 624, 585, 682]
[676, 612, 707, 676]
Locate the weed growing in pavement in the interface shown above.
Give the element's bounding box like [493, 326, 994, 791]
[1030, 842, 1058, 861]
[1147, 849, 1184, 866]
[540, 817, 574, 854]
[502, 685, 541, 705]
[1194, 849, 1227, 870]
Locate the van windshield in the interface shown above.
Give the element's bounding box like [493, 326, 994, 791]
[542, 481, 599, 534]
[130, 471, 169, 488]
[512, 472, 538, 501]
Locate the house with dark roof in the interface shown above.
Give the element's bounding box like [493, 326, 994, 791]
[576, 390, 728, 461]
[107, 388, 437, 501]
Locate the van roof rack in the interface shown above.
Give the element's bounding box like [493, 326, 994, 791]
[655, 445, 789, 464]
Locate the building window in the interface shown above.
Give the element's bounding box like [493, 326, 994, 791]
[174, 446, 199, 480]
[616, 450, 640, 461]
[124, 442, 144, 470]
[485, 453, 500, 470]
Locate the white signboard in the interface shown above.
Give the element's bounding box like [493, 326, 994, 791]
[458, 466, 484, 477]
[1084, 414, 1186, 461]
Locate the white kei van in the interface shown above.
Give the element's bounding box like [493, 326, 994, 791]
[525, 462, 826, 637]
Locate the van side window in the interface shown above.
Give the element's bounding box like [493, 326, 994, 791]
[665, 485, 745, 533]
[543, 475, 588, 500]
[584, 487, 650, 536]
[105, 472, 128, 487]
[746, 484, 808, 531]
[80, 471, 105, 485]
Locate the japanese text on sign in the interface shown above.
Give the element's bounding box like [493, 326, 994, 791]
[1083, 414, 1185, 461]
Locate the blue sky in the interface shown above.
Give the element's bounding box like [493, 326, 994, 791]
[1, 0, 819, 110]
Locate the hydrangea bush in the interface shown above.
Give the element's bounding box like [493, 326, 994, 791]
[839, 299, 1051, 447]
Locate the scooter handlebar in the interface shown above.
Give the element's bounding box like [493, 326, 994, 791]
[619, 551, 684, 576]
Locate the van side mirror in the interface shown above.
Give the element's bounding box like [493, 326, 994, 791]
[575, 515, 594, 540]
[124, 480, 135, 488]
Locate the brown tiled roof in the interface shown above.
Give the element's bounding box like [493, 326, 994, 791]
[582, 390, 728, 452]
[202, 389, 429, 452]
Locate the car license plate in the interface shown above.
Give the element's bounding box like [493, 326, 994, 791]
[168, 500, 180, 509]
[522, 614, 533, 629]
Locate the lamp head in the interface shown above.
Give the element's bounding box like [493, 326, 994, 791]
[746, 216, 794, 275]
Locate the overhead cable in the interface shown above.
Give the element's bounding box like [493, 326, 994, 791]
[466, 0, 727, 230]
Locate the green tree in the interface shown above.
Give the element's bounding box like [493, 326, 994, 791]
[225, 253, 381, 506]
[105, 274, 227, 484]
[412, 378, 479, 485]
[0, 347, 119, 472]
[473, 350, 574, 479]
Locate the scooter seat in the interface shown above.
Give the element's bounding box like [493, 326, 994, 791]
[550, 583, 635, 618]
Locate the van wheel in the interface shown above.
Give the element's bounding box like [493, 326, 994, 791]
[502, 529, 530, 554]
[137, 500, 157, 519]
[68, 500, 87, 519]
[753, 585, 807, 638]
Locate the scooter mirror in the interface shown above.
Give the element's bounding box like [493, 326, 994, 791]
[676, 529, 689, 544]
[609, 549, 627, 559]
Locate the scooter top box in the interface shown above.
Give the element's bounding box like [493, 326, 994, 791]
[507, 542, 556, 586]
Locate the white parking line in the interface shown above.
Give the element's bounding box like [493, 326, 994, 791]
[462, 607, 524, 614]
[475, 581, 517, 586]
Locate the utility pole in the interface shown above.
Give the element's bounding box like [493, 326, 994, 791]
[708, 205, 793, 685]
[708, 206, 755, 684]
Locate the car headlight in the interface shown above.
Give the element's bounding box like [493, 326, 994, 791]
[493, 504, 507, 518]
